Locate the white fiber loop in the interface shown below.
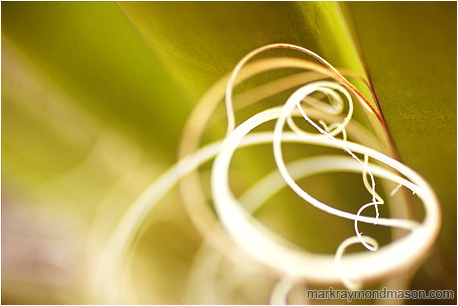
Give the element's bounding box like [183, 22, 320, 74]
[211, 104, 440, 284]
[93, 43, 441, 303]
[209, 44, 439, 292]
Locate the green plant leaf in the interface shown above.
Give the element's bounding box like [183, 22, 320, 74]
[1, 2, 456, 304]
[349, 2, 457, 297]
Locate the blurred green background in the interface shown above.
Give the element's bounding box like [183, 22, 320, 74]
[2, 2, 456, 304]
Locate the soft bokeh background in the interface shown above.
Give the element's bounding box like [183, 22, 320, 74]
[2, 2, 456, 304]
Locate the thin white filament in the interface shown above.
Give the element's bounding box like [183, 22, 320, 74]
[272, 83, 383, 230]
[354, 203, 380, 252]
[390, 184, 404, 196]
[240, 156, 417, 216]
[177, 54, 383, 259]
[211, 106, 440, 283]
[224, 43, 377, 136]
[95, 128, 388, 301]
[335, 235, 379, 290]
[362, 154, 384, 221]
[93, 43, 441, 303]
[177, 56, 364, 244]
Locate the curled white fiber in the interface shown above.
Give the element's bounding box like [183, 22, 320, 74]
[93, 43, 441, 304]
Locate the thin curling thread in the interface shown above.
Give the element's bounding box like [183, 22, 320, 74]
[273, 81, 384, 250]
[213, 45, 440, 294]
[93, 44, 441, 304]
[362, 154, 384, 222]
[94, 54, 385, 303]
[212, 105, 437, 282]
[225, 43, 384, 137]
[355, 203, 380, 251]
[175, 56, 376, 250]
[194, 44, 437, 298]
[290, 84, 385, 231]
[335, 235, 379, 290]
